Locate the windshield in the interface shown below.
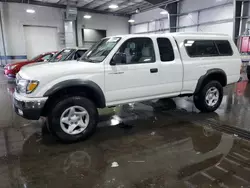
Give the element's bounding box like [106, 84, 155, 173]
[80, 37, 121, 63]
[30, 54, 42, 61]
[49, 49, 75, 62]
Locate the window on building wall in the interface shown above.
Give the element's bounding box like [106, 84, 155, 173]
[157, 38, 175, 61]
[115, 37, 155, 64]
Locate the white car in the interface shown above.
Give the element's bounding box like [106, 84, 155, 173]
[13, 33, 241, 142]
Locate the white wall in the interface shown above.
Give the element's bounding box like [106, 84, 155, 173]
[130, 8, 169, 34]
[77, 11, 129, 47]
[180, 0, 232, 12]
[178, 0, 234, 37]
[1, 3, 64, 57]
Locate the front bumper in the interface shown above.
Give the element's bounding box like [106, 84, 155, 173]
[4, 69, 16, 78]
[13, 91, 48, 120]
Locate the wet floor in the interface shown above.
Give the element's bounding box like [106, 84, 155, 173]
[1, 68, 250, 188]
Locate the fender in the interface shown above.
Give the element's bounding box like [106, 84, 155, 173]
[194, 68, 227, 94]
[43, 79, 106, 108]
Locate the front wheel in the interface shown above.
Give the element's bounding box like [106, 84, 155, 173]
[47, 96, 98, 143]
[194, 81, 223, 113]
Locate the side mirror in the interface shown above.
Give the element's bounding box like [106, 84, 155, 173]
[110, 52, 126, 66]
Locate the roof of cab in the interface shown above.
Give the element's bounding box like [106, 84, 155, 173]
[110, 32, 231, 40]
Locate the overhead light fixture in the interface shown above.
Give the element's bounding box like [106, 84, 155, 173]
[160, 10, 168, 15]
[109, 4, 118, 9]
[84, 14, 92, 19]
[128, 19, 135, 23]
[26, 9, 35, 14]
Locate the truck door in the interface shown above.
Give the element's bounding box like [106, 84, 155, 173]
[155, 37, 183, 95]
[104, 37, 160, 105]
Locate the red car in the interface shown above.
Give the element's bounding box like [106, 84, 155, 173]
[4, 51, 56, 78]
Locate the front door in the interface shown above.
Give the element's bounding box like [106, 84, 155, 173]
[105, 37, 160, 105]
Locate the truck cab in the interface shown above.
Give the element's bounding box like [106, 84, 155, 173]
[13, 33, 241, 142]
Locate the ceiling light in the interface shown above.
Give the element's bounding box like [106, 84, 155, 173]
[84, 14, 92, 19]
[26, 9, 35, 14]
[160, 10, 168, 15]
[109, 4, 118, 9]
[128, 19, 135, 23]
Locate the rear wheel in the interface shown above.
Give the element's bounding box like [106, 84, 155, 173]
[47, 96, 98, 143]
[194, 81, 223, 112]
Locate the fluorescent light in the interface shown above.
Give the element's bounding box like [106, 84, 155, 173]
[109, 4, 118, 9]
[128, 19, 135, 23]
[26, 9, 35, 13]
[160, 10, 168, 15]
[84, 14, 91, 19]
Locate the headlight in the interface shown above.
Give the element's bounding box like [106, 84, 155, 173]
[26, 81, 39, 93]
[16, 77, 39, 94]
[8, 65, 17, 70]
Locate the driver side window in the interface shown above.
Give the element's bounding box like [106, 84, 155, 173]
[115, 37, 155, 64]
[42, 54, 53, 61]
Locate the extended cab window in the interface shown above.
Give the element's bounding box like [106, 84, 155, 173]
[185, 40, 219, 57]
[185, 40, 233, 57]
[214, 40, 233, 56]
[115, 37, 155, 64]
[157, 38, 174, 61]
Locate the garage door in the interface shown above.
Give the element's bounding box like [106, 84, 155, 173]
[24, 26, 58, 59]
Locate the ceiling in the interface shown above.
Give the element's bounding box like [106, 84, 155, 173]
[1, 0, 175, 15]
[48, 0, 154, 15]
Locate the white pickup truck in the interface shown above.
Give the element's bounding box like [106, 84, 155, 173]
[13, 33, 241, 142]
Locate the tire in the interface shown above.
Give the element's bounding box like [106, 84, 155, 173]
[47, 96, 98, 143]
[247, 74, 250, 81]
[194, 81, 223, 113]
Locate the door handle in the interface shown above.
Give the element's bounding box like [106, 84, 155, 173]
[150, 68, 158, 73]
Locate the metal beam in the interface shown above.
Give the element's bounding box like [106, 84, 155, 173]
[81, 0, 98, 8]
[114, 2, 150, 13]
[0, 0, 128, 16]
[126, 0, 178, 15]
[89, 0, 114, 10]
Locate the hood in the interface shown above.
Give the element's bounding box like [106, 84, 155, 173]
[18, 60, 103, 80]
[6, 60, 32, 67]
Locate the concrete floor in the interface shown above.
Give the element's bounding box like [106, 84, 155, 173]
[1, 68, 250, 188]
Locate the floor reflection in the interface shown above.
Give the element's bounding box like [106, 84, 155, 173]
[1, 71, 250, 187]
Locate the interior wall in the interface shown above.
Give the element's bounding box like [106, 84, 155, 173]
[130, 8, 169, 34]
[83, 29, 106, 42]
[77, 11, 129, 48]
[178, 0, 234, 37]
[0, 5, 5, 66]
[1, 2, 64, 63]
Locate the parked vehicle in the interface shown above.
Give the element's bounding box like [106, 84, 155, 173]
[247, 65, 250, 80]
[4, 51, 56, 78]
[13, 33, 241, 142]
[49, 48, 88, 62]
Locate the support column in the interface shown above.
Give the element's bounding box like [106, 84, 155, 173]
[162, 2, 177, 32]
